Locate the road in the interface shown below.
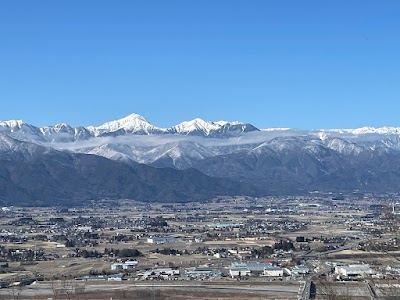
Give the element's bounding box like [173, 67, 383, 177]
[299, 280, 311, 300]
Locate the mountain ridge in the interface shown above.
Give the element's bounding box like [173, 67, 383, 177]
[0, 113, 259, 141]
[2, 113, 400, 205]
[3, 113, 400, 142]
[0, 132, 259, 206]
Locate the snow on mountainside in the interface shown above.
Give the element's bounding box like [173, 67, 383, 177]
[0, 120, 25, 131]
[0, 133, 18, 150]
[261, 128, 292, 131]
[40, 123, 75, 142]
[324, 138, 368, 156]
[41, 124, 92, 142]
[316, 127, 400, 135]
[0, 133, 257, 205]
[144, 141, 214, 169]
[0, 120, 43, 140]
[81, 143, 146, 164]
[41, 123, 74, 135]
[5, 114, 400, 197]
[0, 132, 53, 161]
[3, 114, 400, 168]
[171, 118, 259, 137]
[171, 118, 221, 136]
[70, 140, 215, 170]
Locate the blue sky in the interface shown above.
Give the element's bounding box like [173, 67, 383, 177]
[0, 1, 399, 129]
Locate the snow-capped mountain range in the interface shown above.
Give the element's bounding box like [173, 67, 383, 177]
[3, 113, 400, 142]
[0, 113, 258, 142]
[3, 112, 400, 169]
[2, 113, 400, 205]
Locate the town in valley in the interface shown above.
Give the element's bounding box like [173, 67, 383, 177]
[1, 192, 400, 299]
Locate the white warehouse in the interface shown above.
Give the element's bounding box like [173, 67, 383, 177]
[335, 264, 374, 278]
[111, 260, 138, 270]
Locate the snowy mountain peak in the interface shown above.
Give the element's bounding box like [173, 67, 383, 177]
[172, 118, 221, 136]
[0, 120, 42, 139]
[0, 120, 25, 130]
[40, 123, 75, 137]
[53, 123, 71, 128]
[98, 113, 151, 130]
[89, 113, 164, 135]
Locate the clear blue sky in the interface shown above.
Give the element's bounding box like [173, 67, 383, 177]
[0, 1, 399, 129]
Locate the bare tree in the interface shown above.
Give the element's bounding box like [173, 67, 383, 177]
[49, 277, 83, 300]
[7, 283, 23, 300]
[50, 277, 60, 300]
[61, 279, 77, 299]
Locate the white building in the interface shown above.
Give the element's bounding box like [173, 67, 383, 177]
[76, 226, 92, 232]
[185, 267, 221, 279]
[263, 266, 284, 277]
[111, 260, 138, 270]
[107, 274, 124, 281]
[229, 262, 282, 277]
[75, 274, 123, 281]
[229, 266, 251, 278]
[290, 265, 310, 276]
[335, 264, 374, 278]
[142, 267, 180, 279]
[147, 235, 177, 244]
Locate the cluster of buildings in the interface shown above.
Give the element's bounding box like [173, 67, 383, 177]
[3, 195, 400, 292]
[228, 262, 309, 278]
[140, 267, 181, 280]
